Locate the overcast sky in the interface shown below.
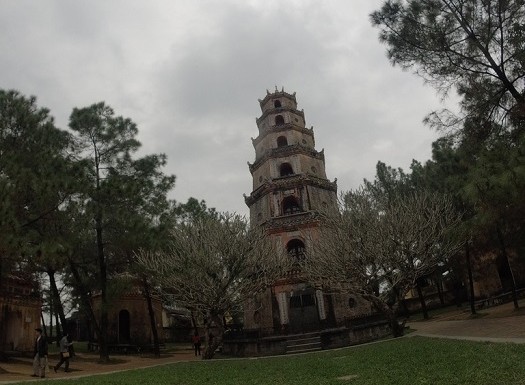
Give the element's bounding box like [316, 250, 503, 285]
[1, 0, 455, 217]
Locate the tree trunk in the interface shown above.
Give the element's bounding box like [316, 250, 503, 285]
[382, 305, 405, 337]
[142, 277, 160, 357]
[0, 304, 8, 361]
[40, 313, 48, 337]
[416, 282, 429, 320]
[389, 316, 405, 337]
[95, 209, 110, 363]
[0, 263, 5, 360]
[465, 242, 477, 315]
[191, 312, 199, 334]
[49, 295, 54, 341]
[367, 296, 405, 337]
[202, 313, 224, 359]
[496, 226, 519, 310]
[54, 311, 60, 344]
[435, 275, 445, 306]
[47, 269, 68, 339]
[67, 254, 101, 350]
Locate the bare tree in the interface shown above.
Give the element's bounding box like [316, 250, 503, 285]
[135, 213, 288, 359]
[304, 188, 463, 337]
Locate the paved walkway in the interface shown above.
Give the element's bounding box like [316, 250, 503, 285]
[407, 298, 525, 343]
[0, 349, 198, 384]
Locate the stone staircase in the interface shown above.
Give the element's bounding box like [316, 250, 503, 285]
[285, 332, 322, 354]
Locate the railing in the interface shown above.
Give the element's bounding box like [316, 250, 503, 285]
[249, 144, 323, 173]
[473, 288, 525, 310]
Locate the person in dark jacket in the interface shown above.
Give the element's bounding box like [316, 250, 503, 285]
[32, 328, 48, 378]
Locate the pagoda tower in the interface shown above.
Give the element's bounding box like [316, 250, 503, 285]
[244, 88, 355, 334]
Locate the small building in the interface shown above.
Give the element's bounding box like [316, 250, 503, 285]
[0, 273, 41, 353]
[91, 287, 164, 347]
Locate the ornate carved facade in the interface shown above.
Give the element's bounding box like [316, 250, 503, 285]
[244, 89, 368, 335]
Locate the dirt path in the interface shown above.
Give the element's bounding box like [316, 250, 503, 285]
[0, 349, 199, 384]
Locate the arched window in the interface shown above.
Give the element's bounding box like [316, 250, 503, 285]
[277, 136, 288, 147]
[280, 163, 294, 177]
[282, 196, 301, 215]
[118, 309, 131, 343]
[274, 100, 282, 108]
[287, 239, 305, 261]
[275, 115, 285, 125]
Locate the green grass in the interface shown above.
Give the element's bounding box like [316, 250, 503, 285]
[11, 337, 525, 385]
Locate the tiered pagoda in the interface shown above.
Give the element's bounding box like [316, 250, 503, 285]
[244, 88, 365, 334]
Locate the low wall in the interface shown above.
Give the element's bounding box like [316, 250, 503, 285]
[222, 335, 287, 357]
[350, 321, 391, 344]
[222, 321, 391, 357]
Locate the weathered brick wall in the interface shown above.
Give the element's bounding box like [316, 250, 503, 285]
[92, 294, 163, 346]
[1, 299, 41, 352]
[0, 276, 41, 353]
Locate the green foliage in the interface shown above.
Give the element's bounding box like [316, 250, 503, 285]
[174, 197, 218, 223]
[0, 90, 76, 275]
[371, 0, 525, 259]
[67, 101, 176, 360]
[69, 102, 176, 256]
[371, 0, 525, 130]
[364, 161, 415, 202]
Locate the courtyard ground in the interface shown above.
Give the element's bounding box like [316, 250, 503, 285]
[0, 346, 198, 384]
[407, 298, 525, 343]
[1, 298, 524, 384]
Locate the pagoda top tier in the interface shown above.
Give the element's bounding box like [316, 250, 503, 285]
[258, 88, 297, 112]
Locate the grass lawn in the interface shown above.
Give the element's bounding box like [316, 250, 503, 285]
[11, 337, 525, 385]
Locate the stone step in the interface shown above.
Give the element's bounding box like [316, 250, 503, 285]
[286, 332, 320, 341]
[286, 346, 323, 354]
[286, 337, 320, 347]
[285, 334, 322, 354]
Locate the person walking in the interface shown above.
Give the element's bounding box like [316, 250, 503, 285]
[192, 332, 201, 356]
[54, 333, 74, 373]
[32, 328, 48, 378]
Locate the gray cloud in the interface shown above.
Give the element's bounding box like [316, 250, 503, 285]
[0, 0, 453, 217]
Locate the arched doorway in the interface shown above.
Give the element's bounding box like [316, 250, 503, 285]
[118, 309, 131, 343]
[288, 288, 319, 333]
